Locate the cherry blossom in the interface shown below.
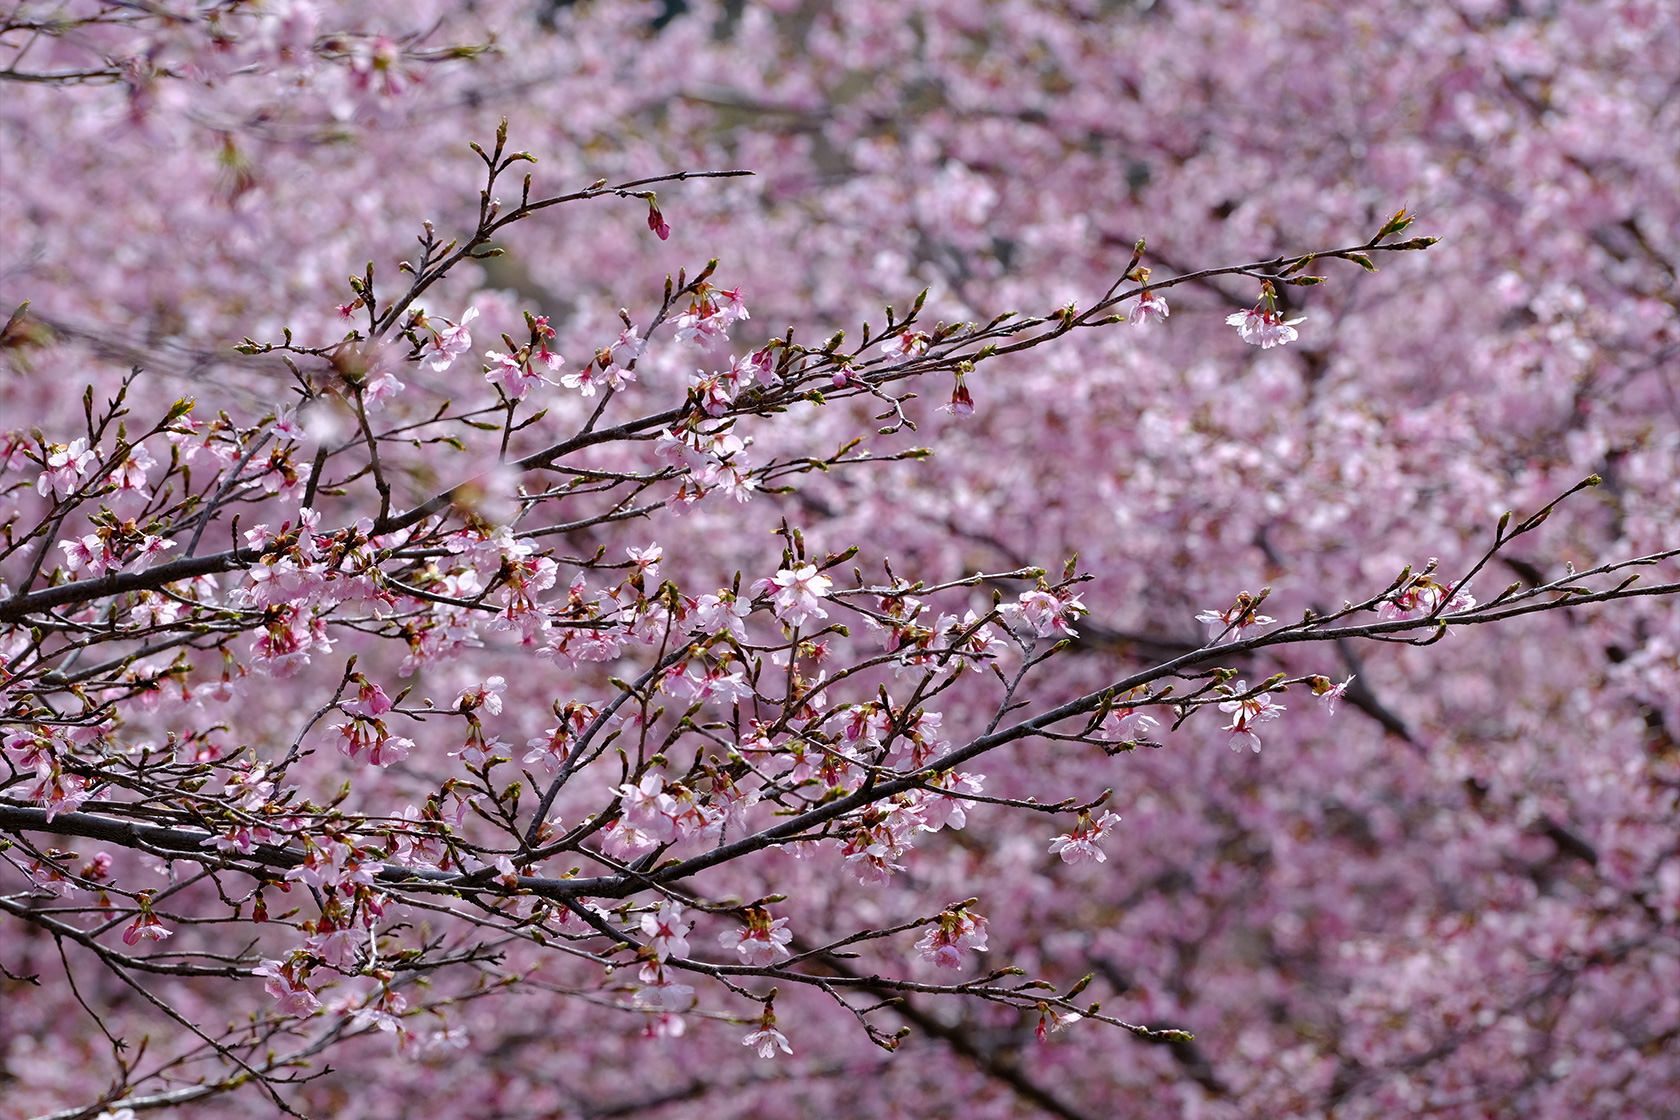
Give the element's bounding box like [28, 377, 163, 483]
[756, 564, 833, 628]
[1195, 594, 1277, 642]
[58, 533, 110, 576]
[647, 201, 670, 241]
[939, 371, 976, 416]
[110, 445, 156, 498]
[914, 906, 989, 969]
[1126, 268, 1170, 324]
[453, 676, 506, 715]
[641, 901, 691, 961]
[742, 1025, 792, 1059]
[718, 908, 793, 967]
[25, 765, 94, 822]
[3, 4, 1678, 1117]
[1310, 674, 1355, 713]
[1226, 282, 1306, 348]
[428, 307, 478, 371]
[253, 959, 322, 1019]
[1048, 810, 1123, 866]
[1001, 586, 1087, 638]
[36, 438, 95, 497]
[121, 909, 173, 945]
[881, 330, 931, 362]
[484, 351, 547, 399]
[1218, 680, 1287, 752]
[1225, 305, 1306, 349]
[742, 1002, 793, 1059]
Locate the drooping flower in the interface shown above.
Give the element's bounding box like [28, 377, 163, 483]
[122, 910, 173, 945]
[940, 371, 975, 416]
[742, 999, 792, 1058]
[743, 1024, 792, 1058]
[1218, 680, 1286, 752]
[1047, 809, 1122, 865]
[1036, 1007, 1083, 1042]
[1126, 268, 1170, 324]
[1226, 281, 1305, 348]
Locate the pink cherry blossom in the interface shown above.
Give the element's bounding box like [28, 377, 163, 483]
[110, 445, 155, 497]
[640, 901, 691, 961]
[1128, 290, 1169, 324]
[1218, 680, 1287, 752]
[5, 5, 1679, 1117]
[742, 1025, 792, 1059]
[36, 438, 96, 498]
[1311, 674, 1355, 713]
[428, 307, 478, 371]
[756, 564, 833, 628]
[360, 367, 406, 411]
[1226, 281, 1305, 348]
[914, 907, 989, 969]
[25, 765, 93, 822]
[939, 373, 975, 416]
[483, 351, 547, 399]
[1195, 596, 1277, 642]
[453, 675, 506, 715]
[1048, 810, 1122, 866]
[253, 959, 321, 1019]
[1225, 305, 1306, 348]
[124, 534, 177, 572]
[881, 330, 930, 362]
[718, 908, 793, 967]
[58, 533, 110, 576]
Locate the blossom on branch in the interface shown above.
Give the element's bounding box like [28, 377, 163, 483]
[1048, 809, 1122, 865]
[1218, 680, 1286, 752]
[719, 908, 793, 966]
[253, 959, 322, 1019]
[428, 307, 478, 371]
[742, 1000, 792, 1059]
[1226, 280, 1305, 348]
[641, 901, 691, 961]
[915, 906, 989, 969]
[757, 564, 833, 628]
